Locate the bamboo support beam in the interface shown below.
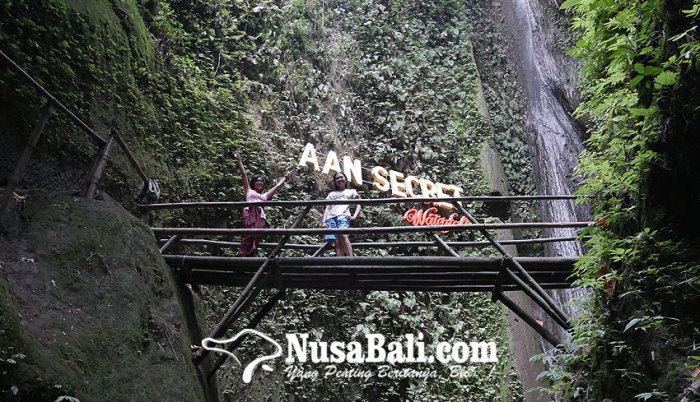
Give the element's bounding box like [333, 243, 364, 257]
[493, 291, 561, 346]
[450, 202, 572, 328]
[432, 234, 460, 257]
[501, 264, 571, 329]
[193, 206, 311, 366]
[159, 235, 181, 254]
[311, 242, 330, 257]
[193, 261, 270, 367]
[0, 102, 54, 220]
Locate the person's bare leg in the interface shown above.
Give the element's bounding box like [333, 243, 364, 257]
[335, 240, 344, 256]
[340, 235, 353, 256]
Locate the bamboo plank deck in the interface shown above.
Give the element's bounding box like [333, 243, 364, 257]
[163, 255, 576, 291]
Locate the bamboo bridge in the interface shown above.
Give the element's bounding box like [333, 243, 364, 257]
[142, 195, 591, 378]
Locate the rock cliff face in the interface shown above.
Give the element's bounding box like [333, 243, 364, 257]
[0, 193, 204, 401]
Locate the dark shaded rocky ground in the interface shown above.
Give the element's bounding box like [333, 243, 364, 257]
[0, 191, 204, 401]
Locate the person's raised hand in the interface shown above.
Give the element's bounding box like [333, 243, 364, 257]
[230, 150, 241, 160]
[284, 170, 295, 181]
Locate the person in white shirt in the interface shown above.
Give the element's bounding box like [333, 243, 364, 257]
[321, 172, 361, 256]
[232, 151, 294, 256]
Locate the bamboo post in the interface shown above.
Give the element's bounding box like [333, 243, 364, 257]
[159, 235, 181, 254]
[83, 134, 117, 198]
[193, 205, 312, 365]
[0, 103, 54, 220]
[431, 234, 460, 257]
[493, 291, 561, 346]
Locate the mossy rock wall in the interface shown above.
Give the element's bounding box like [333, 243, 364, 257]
[0, 0, 250, 204]
[0, 194, 204, 401]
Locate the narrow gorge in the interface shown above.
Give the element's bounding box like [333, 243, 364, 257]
[1, 1, 698, 401]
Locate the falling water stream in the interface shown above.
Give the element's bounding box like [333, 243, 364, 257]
[502, 0, 590, 347]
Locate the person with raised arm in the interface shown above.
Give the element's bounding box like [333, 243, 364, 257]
[232, 151, 294, 257]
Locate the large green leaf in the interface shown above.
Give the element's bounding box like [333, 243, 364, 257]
[654, 70, 679, 87]
[560, 0, 583, 9]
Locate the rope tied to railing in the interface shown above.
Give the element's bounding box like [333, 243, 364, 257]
[136, 178, 161, 204]
[500, 254, 513, 266]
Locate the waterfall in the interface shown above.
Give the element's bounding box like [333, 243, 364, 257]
[503, 0, 590, 346]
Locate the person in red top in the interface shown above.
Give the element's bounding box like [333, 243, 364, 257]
[232, 151, 294, 257]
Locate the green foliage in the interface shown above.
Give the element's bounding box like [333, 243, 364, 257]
[537, 1, 700, 400]
[206, 288, 521, 402]
[0, 0, 270, 206]
[243, 0, 493, 197]
[0, 328, 80, 402]
[191, 0, 526, 399]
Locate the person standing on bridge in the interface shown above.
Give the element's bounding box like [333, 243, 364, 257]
[232, 151, 294, 257]
[322, 171, 361, 256]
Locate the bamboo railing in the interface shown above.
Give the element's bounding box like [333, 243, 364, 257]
[0, 49, 152, 220]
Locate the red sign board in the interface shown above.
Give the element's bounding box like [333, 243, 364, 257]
[403, 207, 470, 229]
